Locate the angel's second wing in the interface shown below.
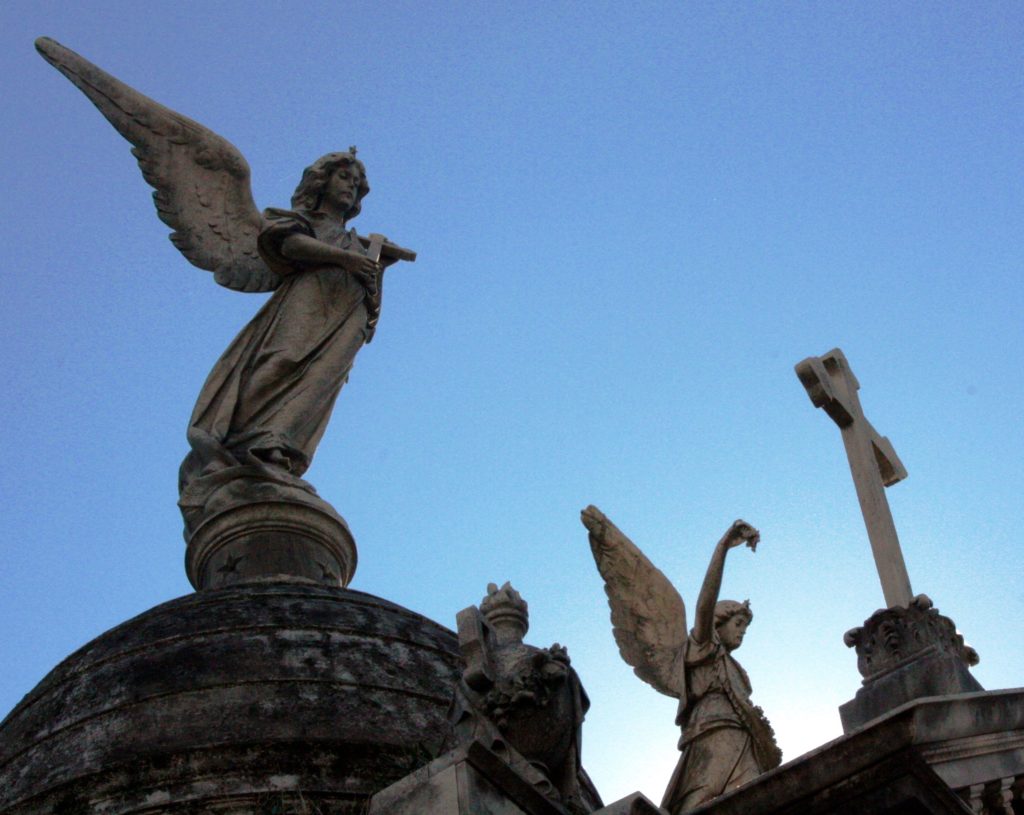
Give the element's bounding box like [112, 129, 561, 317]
[581, 505, 687, 698]
[36, 37, 276, 293]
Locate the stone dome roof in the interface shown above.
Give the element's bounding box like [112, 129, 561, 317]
[0, 582, 460, 814]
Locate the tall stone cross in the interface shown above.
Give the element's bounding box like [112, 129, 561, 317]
[795, 348, 913, 608]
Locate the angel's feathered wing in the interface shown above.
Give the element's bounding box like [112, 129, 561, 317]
[581, 505, 687, 699]
[36, 37, 276, 293]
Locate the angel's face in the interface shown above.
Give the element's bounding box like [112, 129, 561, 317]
[323, 162, 362, 214]
[717, 613, 750, 651]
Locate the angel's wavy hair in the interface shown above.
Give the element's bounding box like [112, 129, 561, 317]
[291, 150, 370, 219]
[714, 599, 752, 628]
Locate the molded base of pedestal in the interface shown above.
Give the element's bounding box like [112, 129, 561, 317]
[369, 739, 663, 815]
[368, 740, 568, 815]
[840, 650, 983, 732]
[840, 596, 982, 733]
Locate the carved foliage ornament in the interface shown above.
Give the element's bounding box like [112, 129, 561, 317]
[844, 594, 980, 681]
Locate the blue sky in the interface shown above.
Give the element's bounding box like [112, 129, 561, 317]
[2, 1, 1022, 803]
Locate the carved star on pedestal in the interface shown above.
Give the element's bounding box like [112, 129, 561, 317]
[217, 552, 245, 575]
[316, 560, 338, 583]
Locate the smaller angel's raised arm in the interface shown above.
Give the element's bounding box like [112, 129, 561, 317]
[692, 521, 760, 644]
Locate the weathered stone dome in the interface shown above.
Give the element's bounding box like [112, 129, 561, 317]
[0, 582, 460, 814]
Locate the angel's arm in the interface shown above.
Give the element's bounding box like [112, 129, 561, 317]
[692, 520, 760, 644]
[277, 233, 380, 280]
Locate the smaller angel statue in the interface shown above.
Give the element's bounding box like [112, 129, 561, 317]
[581, 506, 781, 813]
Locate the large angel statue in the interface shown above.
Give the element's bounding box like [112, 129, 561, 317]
[580, 506, 781, 813]
[36, 38, 415, 581]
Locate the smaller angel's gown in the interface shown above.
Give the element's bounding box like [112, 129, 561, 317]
[662, 634, 781, 813]
[178, 207, 377, 521]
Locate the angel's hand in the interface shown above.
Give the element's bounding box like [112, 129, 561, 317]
[720, 519, 760, 551]
[339, 251, 382, 283]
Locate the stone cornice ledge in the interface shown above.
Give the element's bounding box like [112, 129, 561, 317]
[687, 688, 1024, 815]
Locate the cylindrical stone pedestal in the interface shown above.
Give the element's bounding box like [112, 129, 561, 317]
[185, 497, 356, 590]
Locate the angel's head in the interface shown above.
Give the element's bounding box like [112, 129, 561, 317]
[292, 150, 370, 220]
[714, 599, 752, 651]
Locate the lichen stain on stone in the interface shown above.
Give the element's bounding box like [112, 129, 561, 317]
[273, 629, 320, 642]
[279, 645, 329, 673]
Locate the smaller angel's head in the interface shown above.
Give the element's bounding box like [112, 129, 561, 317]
[292, 149, 370, 219]
[714, 599, 752, 651]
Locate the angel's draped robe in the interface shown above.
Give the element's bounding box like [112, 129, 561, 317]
[178, 207, 375, 511]
[662, 635, 781, 813]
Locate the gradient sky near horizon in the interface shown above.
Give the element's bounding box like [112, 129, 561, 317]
[2, 1, 1022, 804]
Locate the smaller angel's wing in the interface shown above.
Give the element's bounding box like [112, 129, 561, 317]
[36, 37, 276, 293]
[581, 505, 687, 698]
